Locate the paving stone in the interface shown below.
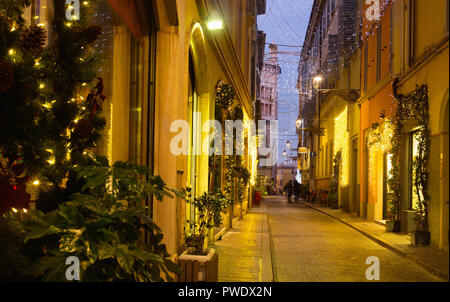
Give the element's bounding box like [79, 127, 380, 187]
[213, 196, 445, 282]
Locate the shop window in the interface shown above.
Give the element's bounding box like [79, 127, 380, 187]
[24, 0, 52, 36]
[187, 50, 200, 233]
[376, 24, 382, 82]
[363, 44, 368, 92]
[409, 130, 423, 210]
[129, 34, 142, 161]
[383, 153, 394, 219]
[92, 0, 148, 166]
[31, 0, 41, 24]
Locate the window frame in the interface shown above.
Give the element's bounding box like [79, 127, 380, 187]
[376, 23, 382, 82]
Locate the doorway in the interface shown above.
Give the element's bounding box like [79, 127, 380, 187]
[351, 138, 359, 214]
[363, 130, 369, 219]
[383, 153, 394, 219]
[186, 50, 200, 234]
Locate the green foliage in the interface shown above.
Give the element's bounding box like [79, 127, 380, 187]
[7, 157, 181, 281]
[328, 151, 341, 202]
[215, 83, 235, 112]
[210, 82, 236, 192]
[255, 175, 267, 193]
[223, 105, 250, 204]
[0, 216, 35, 281]
[213, 82, 250, 207]
[224, 155, 250, 205]
[186, 191, 232, 255]
[392, 85, 430, 231]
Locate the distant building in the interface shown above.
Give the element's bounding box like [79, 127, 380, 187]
[258, 43, 281, 183]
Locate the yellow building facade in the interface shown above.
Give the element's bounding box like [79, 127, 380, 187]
[298, 0, 361, 212]
[391, 0, 449, 249]
[300, 0, 448, 249]
[151, 0, 263, 256]
[26, 0, 263, 257]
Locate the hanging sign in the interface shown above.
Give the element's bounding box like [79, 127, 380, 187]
[298, 147, 308, 154]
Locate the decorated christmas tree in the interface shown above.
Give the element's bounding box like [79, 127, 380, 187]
[0, 0, 105, 213]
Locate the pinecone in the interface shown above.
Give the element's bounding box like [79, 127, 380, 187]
[0, 60, 14, 93]
[73, 119, 93, 140]
[80, 25, 102, 44]
[20, 25, 46, 56]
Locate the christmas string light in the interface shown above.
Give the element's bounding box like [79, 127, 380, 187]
[334, 106, 349, 186]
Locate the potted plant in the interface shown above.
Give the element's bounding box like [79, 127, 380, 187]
[4, 157, 181, 281]
[328, 152, 342, 209]
[412, 202, 430, 246]
[180, 191, 231, 282]
[385, 203, 401, 233]
[411, 138, 431, 246]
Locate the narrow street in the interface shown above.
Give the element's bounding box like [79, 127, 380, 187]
[215, 196, 443, 282]
[0, 0, 448, 288]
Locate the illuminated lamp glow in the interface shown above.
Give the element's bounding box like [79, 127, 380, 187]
[207, 20, 224, 30]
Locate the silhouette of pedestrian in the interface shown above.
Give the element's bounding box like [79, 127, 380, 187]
[284, 180, 293, 204]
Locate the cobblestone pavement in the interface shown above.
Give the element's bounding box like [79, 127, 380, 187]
[215, 195, 444, 282]
[266, 196, 443, 282]
[306, 203, 449, 280]
[213, 206, 272, 282]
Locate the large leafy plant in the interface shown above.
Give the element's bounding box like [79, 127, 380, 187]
[13, 157, 180, 281]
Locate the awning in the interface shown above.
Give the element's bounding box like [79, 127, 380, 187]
[108, 0, 143, 42]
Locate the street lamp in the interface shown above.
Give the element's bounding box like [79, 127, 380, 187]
[312, 75, 323, 144]
[207, 19, 224, 30]
[312, 75, 323, 191]
[313, 75, 323, 89]
[283, 150, 287, 157]
[286, 140, 291, 149]
[295, 116, 303, 130]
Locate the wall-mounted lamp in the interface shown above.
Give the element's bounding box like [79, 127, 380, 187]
[296, 116, 303, 129]
[313, 75, 323, 89]
[207, 20, 224, 30]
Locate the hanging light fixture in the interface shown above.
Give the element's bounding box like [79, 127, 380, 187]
[296, 116, 303, 129]
[286, 140, 291, 149]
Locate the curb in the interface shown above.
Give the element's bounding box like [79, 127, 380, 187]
[267, 213, 278, 282]
[305, 202, 449, 281]
[213, 217, 245, 242]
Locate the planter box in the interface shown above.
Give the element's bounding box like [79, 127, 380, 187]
[330, 200, 338, 209]
[412, 231, 430, 246]
[179, 248, 218, 282]
[386, 221, 401, 233]
[402, 210, 417, 233]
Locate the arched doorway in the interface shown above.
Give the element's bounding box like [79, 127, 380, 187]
[185, 22, 210, 235]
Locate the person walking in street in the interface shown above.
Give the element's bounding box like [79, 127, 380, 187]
[294, 181, 301, 204]
[284, 180, 293, 204]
